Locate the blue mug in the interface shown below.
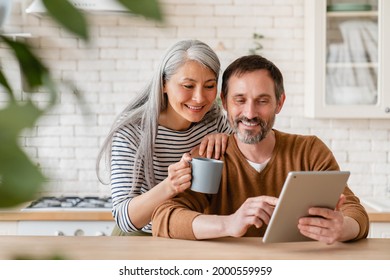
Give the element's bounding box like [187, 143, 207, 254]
[190, 157, 223, 194]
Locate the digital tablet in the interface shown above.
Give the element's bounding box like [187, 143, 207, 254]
[262, 171, 350, 243]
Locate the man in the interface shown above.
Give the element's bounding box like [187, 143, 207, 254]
[151, 55, 369, 244]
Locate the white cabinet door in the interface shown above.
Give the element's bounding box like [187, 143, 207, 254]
[0, 222, 18, 235]
[304, 0, 390, 118]
[18, 221, 115, 236]
[369, 222, 390, 238]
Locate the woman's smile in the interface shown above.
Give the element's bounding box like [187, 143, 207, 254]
[185, 104, 205, 112]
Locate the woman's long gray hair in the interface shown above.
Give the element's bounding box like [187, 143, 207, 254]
[96, 39, 221, 189]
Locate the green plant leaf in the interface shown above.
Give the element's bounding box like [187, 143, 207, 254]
[1, 35, 49, 92]
[1, 36, 58, 109]
[42, 0, 89, 41]
[0, 101, 43, 137]
[41, 72, 58, 109]
[0, 144, 46, 207]
[117, 0, 164, 21]
[0, 68, 14, 101]
[0, 102, 46, 207]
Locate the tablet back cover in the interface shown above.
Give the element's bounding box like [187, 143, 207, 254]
[262, 171, 350, 243]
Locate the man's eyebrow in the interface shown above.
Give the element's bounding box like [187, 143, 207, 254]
[231, 93, 271, 98]
[231, 93, 245, 97]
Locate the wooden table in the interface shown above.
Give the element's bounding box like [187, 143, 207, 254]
[0, 236, 389, 260]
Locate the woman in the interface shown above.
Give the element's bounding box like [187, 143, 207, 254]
[97, 39, 231, 235]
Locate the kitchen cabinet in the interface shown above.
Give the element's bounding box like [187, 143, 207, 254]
[0, 207, 20, 235]
[368, 222, 390, 238]
[304, 0, 390, 118]
[18, 220, 115, 236]
[0, 221, 17, 235]
[0, 210, 115, 236]
[362, 201, 390, 238]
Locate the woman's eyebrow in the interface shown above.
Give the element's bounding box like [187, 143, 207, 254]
[181, 78, 217, 82]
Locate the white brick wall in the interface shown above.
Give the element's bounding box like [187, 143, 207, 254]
[1, 0, 389, 198]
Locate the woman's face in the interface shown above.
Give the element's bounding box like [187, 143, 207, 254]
[162, 60, 217, 130]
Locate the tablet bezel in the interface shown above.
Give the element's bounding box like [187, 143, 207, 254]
[262, 171, 350, 243]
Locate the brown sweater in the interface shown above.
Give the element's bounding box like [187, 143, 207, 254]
[151, 130, 369, 240]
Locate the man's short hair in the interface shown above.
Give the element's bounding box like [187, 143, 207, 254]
[221, 55, 284, 101]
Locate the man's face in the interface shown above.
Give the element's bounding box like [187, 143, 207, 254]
[222, 69, 285, 144]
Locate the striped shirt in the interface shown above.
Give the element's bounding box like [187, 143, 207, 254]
[110, 111, 231, 233]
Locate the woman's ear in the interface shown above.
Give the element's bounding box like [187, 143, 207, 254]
[162, 84, 166, 94]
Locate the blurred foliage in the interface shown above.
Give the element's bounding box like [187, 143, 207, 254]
[13, 253, 66, 260]
[0, 0, 163, 208]
[249, 32, 264, 55]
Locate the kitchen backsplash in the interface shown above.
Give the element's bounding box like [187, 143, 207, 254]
[1, 0, 389, 198]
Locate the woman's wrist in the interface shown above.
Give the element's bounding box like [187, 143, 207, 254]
[160, 178, 177, 198]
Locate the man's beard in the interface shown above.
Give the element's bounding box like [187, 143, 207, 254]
[232, 115, 274, 144]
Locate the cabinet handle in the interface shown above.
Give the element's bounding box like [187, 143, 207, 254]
[385, 107, 390, 113]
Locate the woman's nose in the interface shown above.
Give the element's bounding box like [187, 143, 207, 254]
[191, 86, 206, 103]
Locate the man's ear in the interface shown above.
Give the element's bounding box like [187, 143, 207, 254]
[275, 92, 286, 114]
[220, 93, 227, 110]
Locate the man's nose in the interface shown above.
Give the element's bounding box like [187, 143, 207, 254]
[243, 101, 257, 119]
